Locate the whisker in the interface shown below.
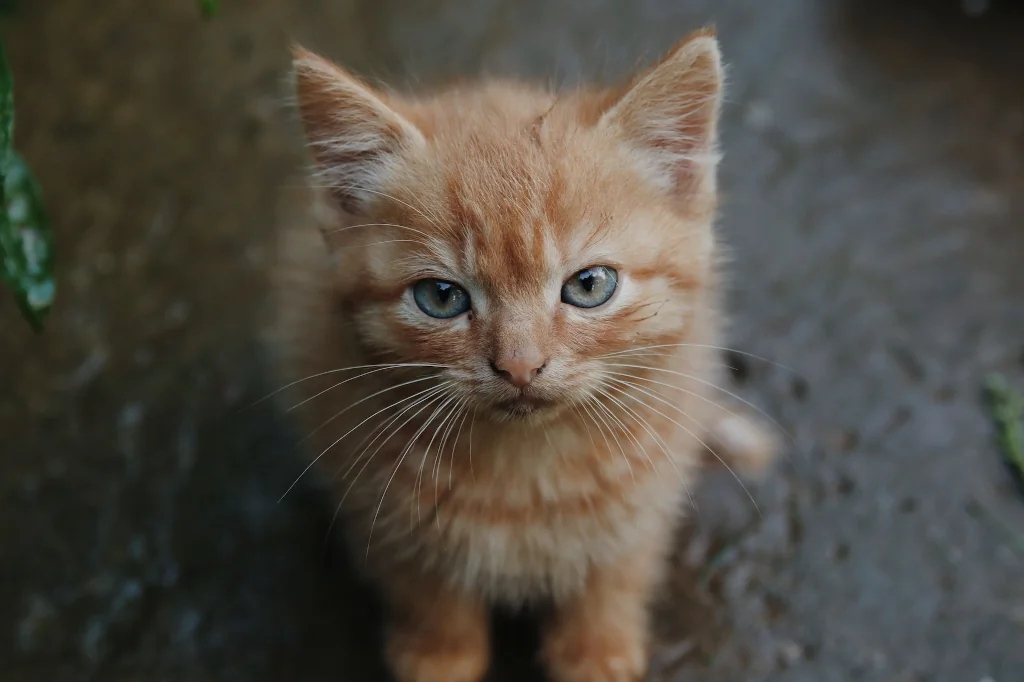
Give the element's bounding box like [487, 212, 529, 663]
[327, 227, 447, 262]
[412, 394, 457, 504]
[590, 390, 653, 472]
[280, 380, 448, 502]
[344, 408, 403, 466]
[577, 397, 618, 472]
[323, 221, 435, 240]
[448, 406, 471, 491]
[295, 374, 447, 448]
[601, 351, 743, 375]
[598, 350, 745, 372]
[625, 299, 669, 324]
[249, 362, 447, 409]
[410, 396, 451, 527]
[598, 369, 757, 431]
[601, 351, 675, 360]
[569, 405, 599, 453]
[320, 184, 448, 232]
[593, 384, 697, 512]
[600, 343, 799, 377]
[339, 378, 444, 464]
[288, 366, 441, 413]
[584, 394, 634, 483]
[436, 400, 465, 484]
[594, 387, 665, 469]
[604, 363, 792, 441]
[417, 396, 461, 527]
[332, 239, 430, 251]
[601, 386, 707, 515]
[433, 399, 464, 484]
[467, 408, 477, 482]
[601, 377, 761, 517]
[431, 399, 467, 527]
[601, 369, 795, 466]
[328, 385, 452, 542]
[606, 349, 744, 375]
[368, 388, 455, 560]
[336, 384, 450, 491]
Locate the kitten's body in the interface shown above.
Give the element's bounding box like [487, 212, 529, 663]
[270, 31, 772, 682]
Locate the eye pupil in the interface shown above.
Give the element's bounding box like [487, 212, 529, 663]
[436, 282, 451, 303]
[580, 272, 595, 292]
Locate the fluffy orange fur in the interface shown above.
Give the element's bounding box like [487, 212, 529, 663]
[269, 29, 773, 682]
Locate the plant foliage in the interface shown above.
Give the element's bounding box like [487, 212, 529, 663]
[0, 38, 55, 331]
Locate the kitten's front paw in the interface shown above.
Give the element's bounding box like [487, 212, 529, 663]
[705, 411, 779, 478]
[385, 622, 489, 682]
[541, 619, 648, 682]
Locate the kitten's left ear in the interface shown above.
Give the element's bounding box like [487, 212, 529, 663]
[600, 30, 724, 198]
[291, 46, 425, 214]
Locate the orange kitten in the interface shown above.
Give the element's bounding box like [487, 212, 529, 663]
[270, 29, 774, 682]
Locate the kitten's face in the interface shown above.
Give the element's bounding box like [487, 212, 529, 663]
[293, 33, 723, 422]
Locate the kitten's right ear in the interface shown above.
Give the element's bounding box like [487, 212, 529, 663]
[598, 30, 723, 200]
[291, 46, 425, 213]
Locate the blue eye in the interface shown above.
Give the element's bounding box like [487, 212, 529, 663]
[412, 279, 471, 319]
[561, 266, 617, 308]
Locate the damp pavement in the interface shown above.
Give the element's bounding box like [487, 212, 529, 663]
[2, 0, 1023, 680]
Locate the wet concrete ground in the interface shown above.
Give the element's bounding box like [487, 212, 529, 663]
[2, 0, 1024, 680]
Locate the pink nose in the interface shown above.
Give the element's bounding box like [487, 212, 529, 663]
[491, 354, 546, 388]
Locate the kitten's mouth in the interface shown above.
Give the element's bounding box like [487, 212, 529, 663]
[494, 394, 556, 419]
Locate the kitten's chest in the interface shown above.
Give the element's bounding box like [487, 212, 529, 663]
[416, 437, 691, 602]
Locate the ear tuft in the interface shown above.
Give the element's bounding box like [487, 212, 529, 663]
[600, 30, 724, 198]
[291, 46, 424, 214]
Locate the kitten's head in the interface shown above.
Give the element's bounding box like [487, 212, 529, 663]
[292, 31, 724, 423]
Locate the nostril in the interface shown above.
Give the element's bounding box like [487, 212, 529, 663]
[490, 361, 516, 384]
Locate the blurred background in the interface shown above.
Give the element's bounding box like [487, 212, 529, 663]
[2, 0, 1024, 680]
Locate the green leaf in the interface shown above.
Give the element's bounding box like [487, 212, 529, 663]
[0, 150, 55, 331]
[984, 373, 1024, 495]
[200, 0, 218, 18]
[0, 38, 55, 331]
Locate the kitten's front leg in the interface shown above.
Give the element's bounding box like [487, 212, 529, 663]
[383, 573, 491, 682]
[541, 545, 662, 682]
